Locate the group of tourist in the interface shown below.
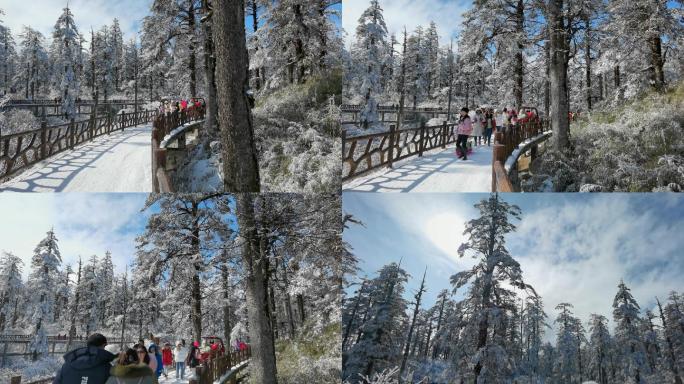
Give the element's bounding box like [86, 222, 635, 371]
[159, 98, 204, 115]
[453, 107, 539, 161]
[52, 333, 247, 384]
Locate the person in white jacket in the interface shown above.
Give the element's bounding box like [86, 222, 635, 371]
[471, 109, 484, 146]
[173, 341, 189, 379]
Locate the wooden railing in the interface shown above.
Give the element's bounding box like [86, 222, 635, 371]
[491, 119, 552, 192]
[191, 346, 251, 384]
[151, 107, 206, 192]
[342, 121, 457, 181]
[341, 105, 451, 125]
[0, 110, 157, 181]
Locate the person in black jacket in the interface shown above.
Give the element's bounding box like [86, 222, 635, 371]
[53, 333, 117, 384]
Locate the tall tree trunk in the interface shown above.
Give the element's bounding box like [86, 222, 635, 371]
[514, 0, 525, 110]
[249, 0, 261, 90]
[191, 203, 203, 342]
[584, 16, 592, 110]
[657, 297, 683, 384]
[648, 35, 665, 92]
[399, 270, 427, 383]
[222, 263, 231, 346]
[613, 65, 620, 88]
[548, 0, 570, 151]
[397, 29, 408, 131]
[188, 1, 197, 97]
[235, 194, 278, 384]
[213, 0, 261, 192]
[201, 4, 218, 147]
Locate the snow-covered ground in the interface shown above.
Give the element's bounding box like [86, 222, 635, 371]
[0, 124, 153, 192]
[343, 143, 493, 192]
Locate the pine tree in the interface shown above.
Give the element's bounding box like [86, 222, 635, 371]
[588, 314, 612, 384]
[50, 5, 80, 119]
[0, 10, 17, 96]
[612, 280, 649, 383]
[27, 229, 62, 360]
[343, 262, 408, 383]
[0, 251, 23, 332]
[354, 0, 387, 129]
[16, 27, 48, 100]
[451, 194, 530, 382]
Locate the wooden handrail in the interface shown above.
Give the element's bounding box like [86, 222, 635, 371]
[343, 121, 457, 181]
[491, 119, 552, 192]
[0, 110, 157, 182]
[150, 106, 206, 192]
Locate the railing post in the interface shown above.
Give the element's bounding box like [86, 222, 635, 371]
[69, 118, 75, 149]
[40, 122, 47, 160]
[388, 124, 395, 169]
[418, 122, 426, 157]
[441, 121, 447, 148]
[10, 376, 20, 384]
[120, 112, 124, 131]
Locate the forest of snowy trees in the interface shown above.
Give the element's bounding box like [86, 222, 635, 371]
[0, 193, 343, 383]
[344, 0, 684, 192]
[0, 1, 343, 193]
[342, 195, 684, 384]
[345, 0, 684, 125]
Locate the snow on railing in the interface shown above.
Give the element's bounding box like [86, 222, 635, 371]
[491, 120, 552, 192]
[151, 106, 206, 193]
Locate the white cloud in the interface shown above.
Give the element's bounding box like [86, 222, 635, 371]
[344, 193, 684, 343]
[0, 193, 149, 278]
[342, 0, 470, 47]
[1, 0, 152, 44]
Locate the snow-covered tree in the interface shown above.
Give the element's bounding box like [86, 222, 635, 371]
[50, 5, 80, 119]
[588, 314, 613, 384]
[451, 194, 531, 382]
[15, 27, 48, 100]
[0, 9, 17, 96]
[0, 251, 24, 332]
[612, 280, 650, 383]
[26, 229, 62, 360]
[353, 0, 388, 129]
[343, 262, 408, 383]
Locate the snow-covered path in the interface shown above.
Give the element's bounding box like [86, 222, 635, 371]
[0, 125, 153, 192]
[343, 144, 493, 192]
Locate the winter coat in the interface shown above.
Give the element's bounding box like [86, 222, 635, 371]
[53, 346, 117, 384]
[186, 346, 200, 368]
[161, 349, 173, 366]
[500, 113, 509, 127]
[104, 364, 158, 384]
[147, 353, 157, 373]
[173, 346, 188, 363]
[154, 353, 163, 376]
[456, 116, 473, 136]
[471, 114, 484, 136]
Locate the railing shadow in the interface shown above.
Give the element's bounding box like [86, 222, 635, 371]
[0, 126, 150, 192]
[345, 144, 493, 193]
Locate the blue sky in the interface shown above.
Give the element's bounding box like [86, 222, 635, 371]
[2, 1, 342, 44]
[0, 0, 152, 42]
[343, 193, 684, 340]
[0, 193, 153, 277]
[343, 0, 469, 47]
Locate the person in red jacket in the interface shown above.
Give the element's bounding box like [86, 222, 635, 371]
[161, 342, 173, 379]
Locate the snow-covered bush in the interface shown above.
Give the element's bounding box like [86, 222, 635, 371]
[528, 83, 684, 192]
[0, 108, 40, 135]
[276, 323, 341, 384]
[0, 356, 62, 384]
[254, 73, 342, 193]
